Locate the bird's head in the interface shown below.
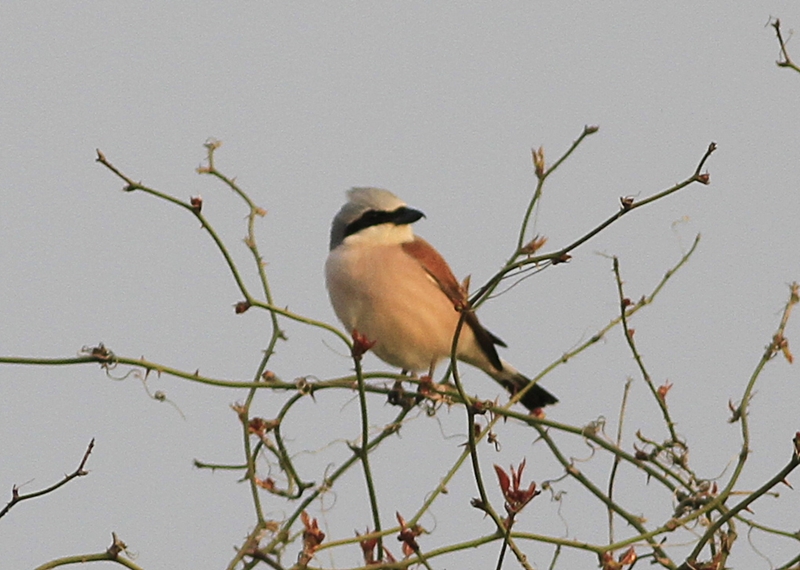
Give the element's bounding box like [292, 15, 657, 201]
[329, 187, 425, 250]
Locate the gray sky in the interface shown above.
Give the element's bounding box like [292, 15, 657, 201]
[1, 3, 799, 569]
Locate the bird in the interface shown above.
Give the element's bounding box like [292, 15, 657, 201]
[325, 187, 558, 412]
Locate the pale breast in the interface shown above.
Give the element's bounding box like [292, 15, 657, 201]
[325, 242, 471, 372]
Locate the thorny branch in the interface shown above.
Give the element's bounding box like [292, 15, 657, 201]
[471, 139, 716, 309]
[5, 136, 799, 569]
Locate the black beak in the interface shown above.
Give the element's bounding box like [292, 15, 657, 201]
[390, 206, 425, 225]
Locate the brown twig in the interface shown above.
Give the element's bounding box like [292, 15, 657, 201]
[0, 439, 95, 520]
[772, 19, 800, 74]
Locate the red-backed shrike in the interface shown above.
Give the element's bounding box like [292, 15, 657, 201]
[325, 187, 558, 411]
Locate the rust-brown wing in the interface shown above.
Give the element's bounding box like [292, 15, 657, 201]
[402, 237, 504, 371]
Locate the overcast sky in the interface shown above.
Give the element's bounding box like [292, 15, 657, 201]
[1, 3, 799, 569]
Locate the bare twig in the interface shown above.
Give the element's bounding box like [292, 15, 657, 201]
[1, 439, 95, 520]
[350, 332, 385, 558]
[683, 283, 799, 568]
[613, 257, 680, 443]
[12, 137, 796, 569]
[772, 19, 800, 74]
[472, 142, 716, 308]
[95, 149, 350, 348]
[607, 378, 633, 544]
[516, 124, 599, 252]
[505, 233, 701, 414]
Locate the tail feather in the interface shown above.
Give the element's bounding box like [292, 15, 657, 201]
[492, 362, 558, 411]
[503, 376, 559, 411]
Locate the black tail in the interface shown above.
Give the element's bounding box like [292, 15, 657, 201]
[501, 375, 559, 411]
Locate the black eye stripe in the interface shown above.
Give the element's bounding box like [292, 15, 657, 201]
[343, 206, 424, 238]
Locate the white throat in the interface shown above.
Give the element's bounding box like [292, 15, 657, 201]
[343, 223, 415, 247]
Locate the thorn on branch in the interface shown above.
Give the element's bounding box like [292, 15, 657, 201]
[633, 446, 650, 461]
[727, 399, 742, 423]
[235, 300, 251, 314]
[470, 497, 486, 511]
